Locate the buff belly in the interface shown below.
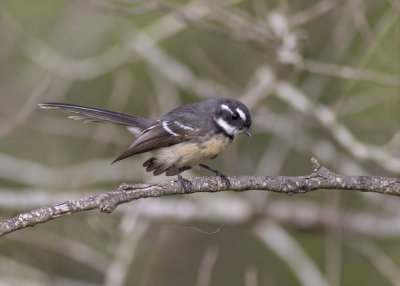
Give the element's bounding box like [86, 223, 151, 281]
[143, 134, 232, 175]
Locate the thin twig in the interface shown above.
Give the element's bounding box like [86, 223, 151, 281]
[300, 59, 399, 87]
[254, 220, 329, 286]
[195, 246, 219, 286]
[291, 0, 341, 27]
[275, 81, 400, 172]
[344, 237, 400, 286]
[103, 207, 148, 286]
[0, 76, 55, 138]
[71, 0, 161, 16]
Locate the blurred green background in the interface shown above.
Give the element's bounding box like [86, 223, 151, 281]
[0, 0, 399, 285]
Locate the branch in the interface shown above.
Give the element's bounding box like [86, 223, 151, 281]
[1, 158, 400, 237]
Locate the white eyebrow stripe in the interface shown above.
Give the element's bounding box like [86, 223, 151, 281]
[221, 104, 233, 114]
[162, 121, 179, 136]
[236, 108, 246, 121]
[174, 121, 194, 131]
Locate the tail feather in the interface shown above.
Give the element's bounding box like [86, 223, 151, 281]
[39, 103, 154, 129]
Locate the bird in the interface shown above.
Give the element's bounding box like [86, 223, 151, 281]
[39, 98, 252, 192]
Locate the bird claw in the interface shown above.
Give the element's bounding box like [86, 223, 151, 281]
[173, 164, 193, 193]
[216, 171, 231, 189]
[179, 177, 193, 193]
[174, 172, 193, 193]
[198, 164, 231, 189]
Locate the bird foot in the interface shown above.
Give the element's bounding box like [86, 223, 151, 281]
[199, 164, 231, 189]
[177, 175, 193, 193]
[215, 171, 231, 189]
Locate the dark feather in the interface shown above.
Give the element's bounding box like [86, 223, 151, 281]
[112, 121, 195, 163]
[39, 103, 154, 129]
[165, 166, 191, 176]
[153, 166, 169, 176]
[142, 158, 191, 176]
[142, 158, 155, 168]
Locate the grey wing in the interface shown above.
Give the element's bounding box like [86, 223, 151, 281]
[39, 103, 154, 129]
[112, 121, 196, 163]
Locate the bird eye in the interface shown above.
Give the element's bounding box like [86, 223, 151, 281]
[232, 113, 239, 120]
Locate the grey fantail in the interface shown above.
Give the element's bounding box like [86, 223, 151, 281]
[39, 98, 252, 191]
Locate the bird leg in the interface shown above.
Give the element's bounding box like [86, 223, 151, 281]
[198, 164, 231, 188]
[173, 164, 193, 193]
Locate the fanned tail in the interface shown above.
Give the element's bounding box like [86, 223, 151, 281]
[39, 102, 154, 129]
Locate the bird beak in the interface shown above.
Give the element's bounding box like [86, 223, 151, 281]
[244, 128, 252, 137]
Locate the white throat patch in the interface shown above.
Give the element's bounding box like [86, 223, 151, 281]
[215, 117, 240, 136]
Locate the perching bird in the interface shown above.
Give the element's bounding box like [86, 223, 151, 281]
[39, 98, 252, 192]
